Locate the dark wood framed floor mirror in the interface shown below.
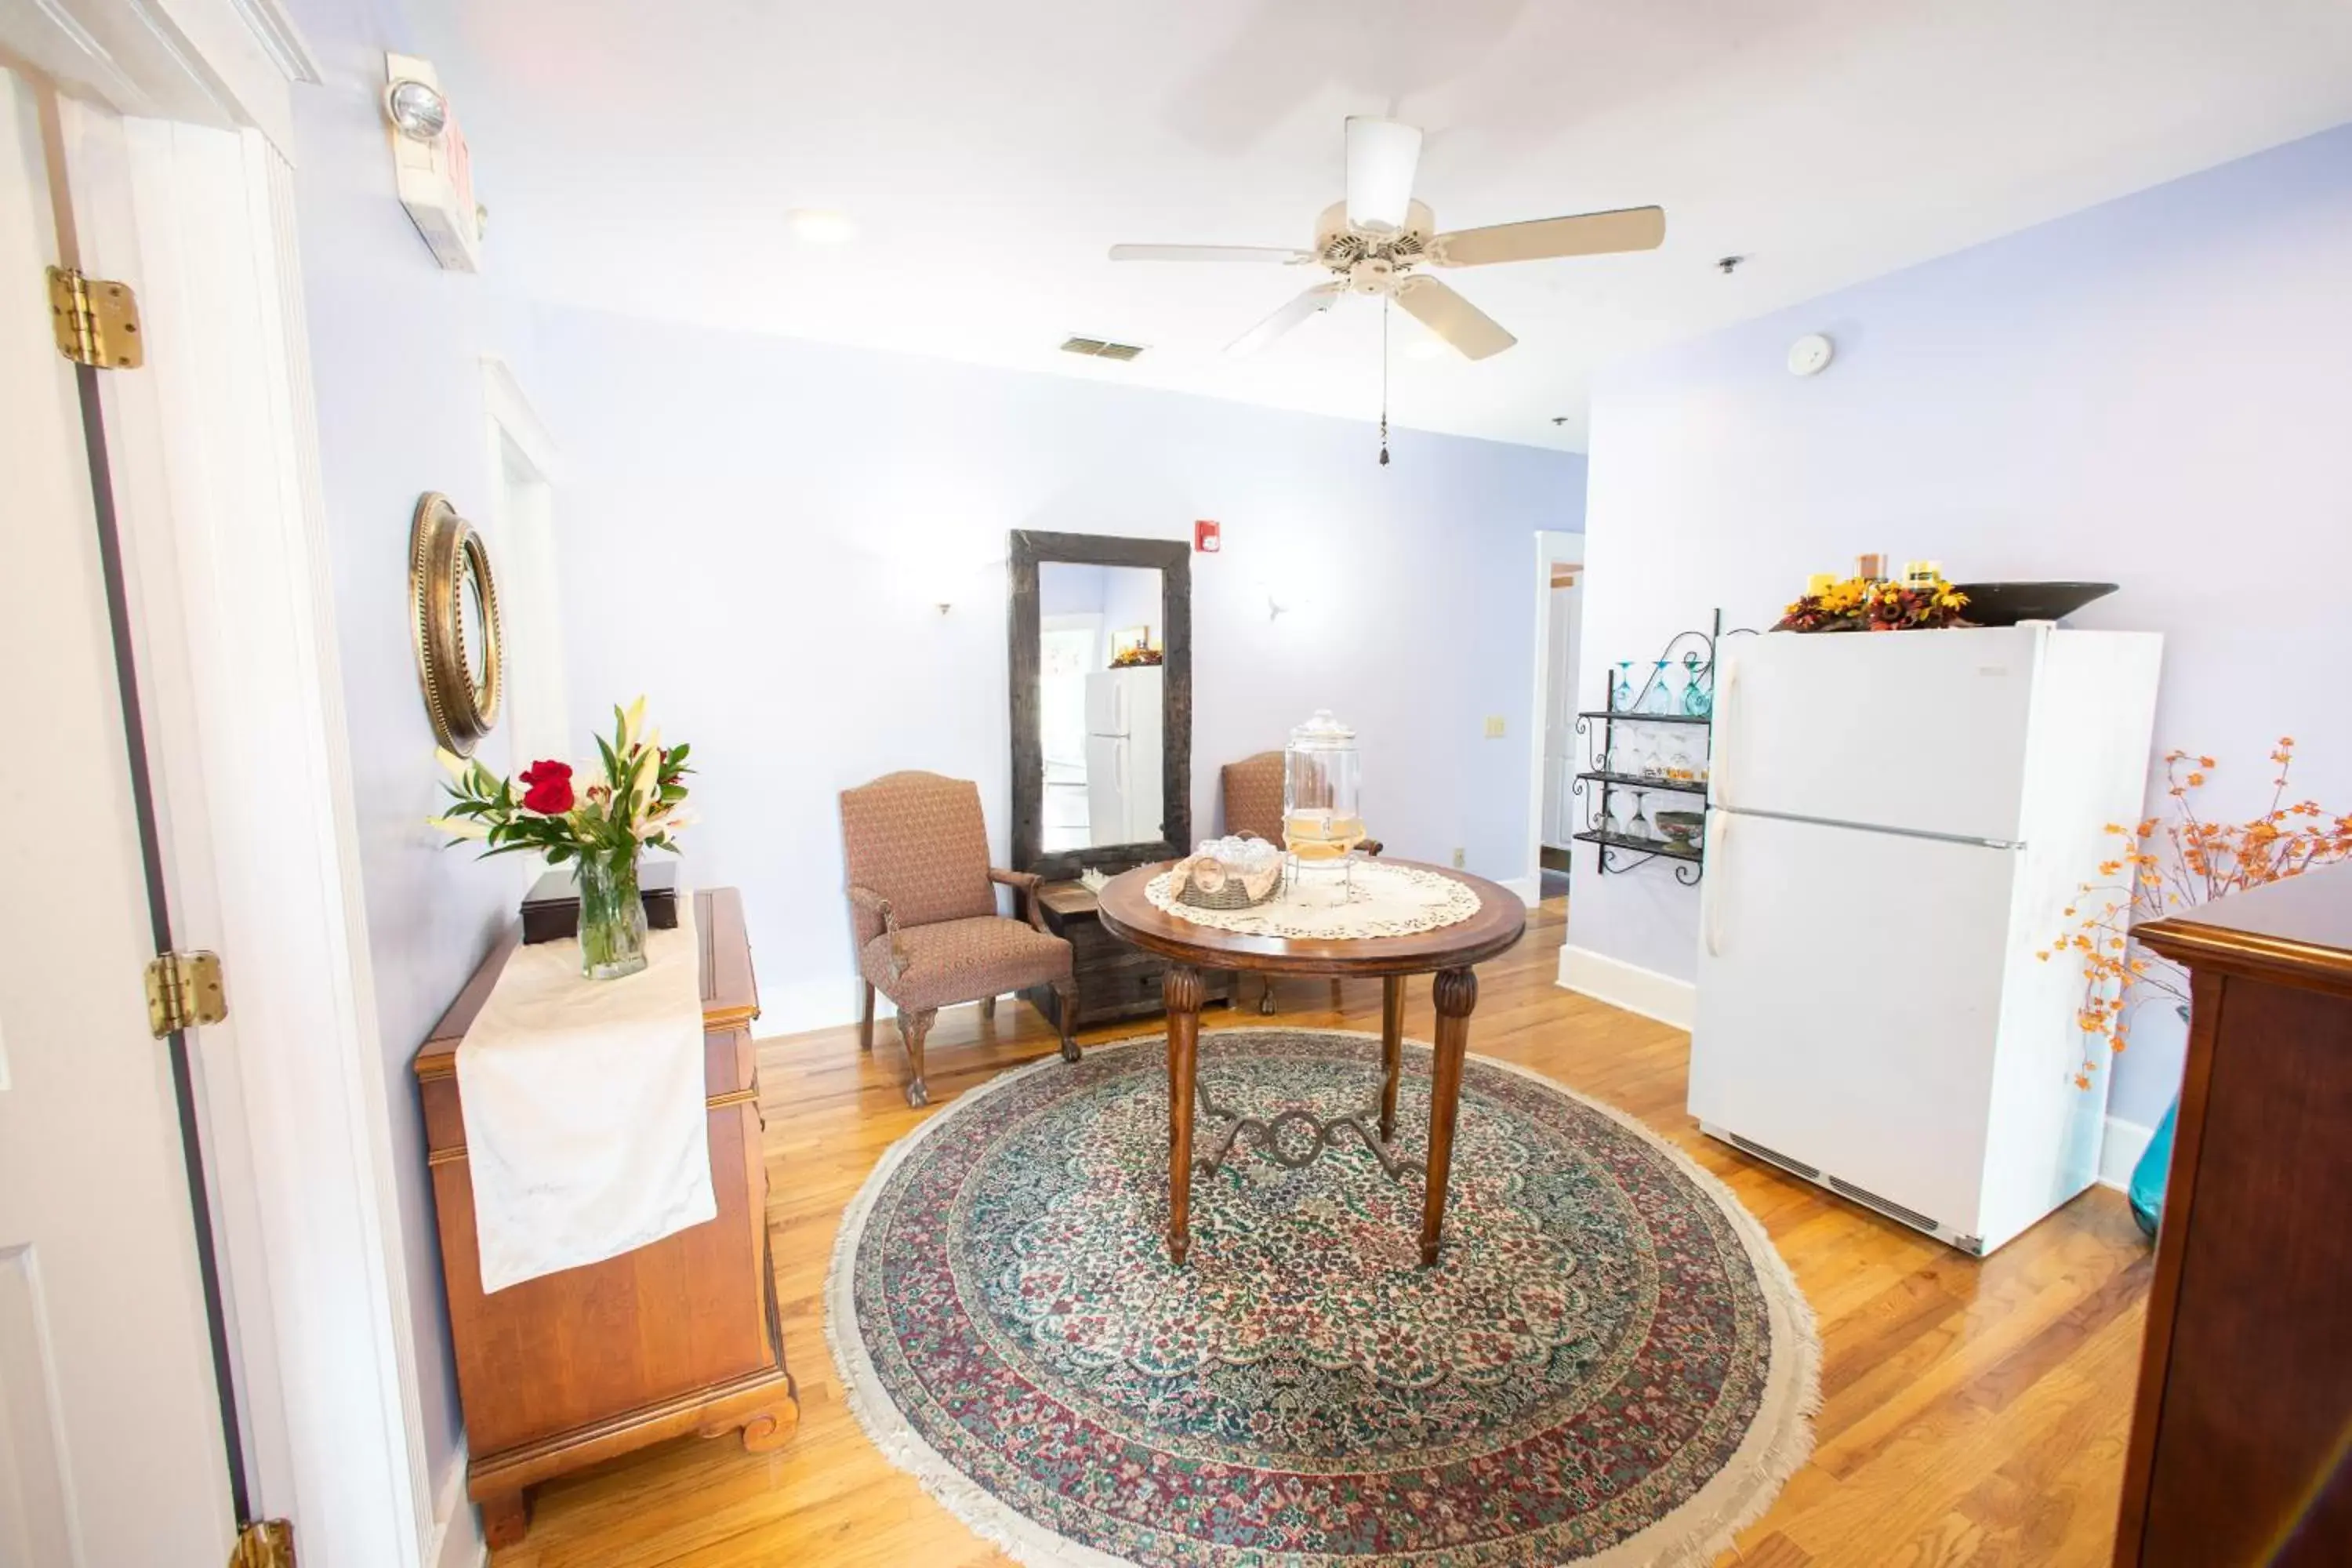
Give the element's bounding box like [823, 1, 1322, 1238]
[1007, 529, 1221, 1025]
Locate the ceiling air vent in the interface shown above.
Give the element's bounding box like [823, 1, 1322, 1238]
[1061, 336, 1145, 361]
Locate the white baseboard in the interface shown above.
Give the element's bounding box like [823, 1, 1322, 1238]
[1557, 945, 1696, 1030]
[426, 1441, 484, 1568]
[2096, 1113, 2156, 1193]
[1497, 875, 1541, 903]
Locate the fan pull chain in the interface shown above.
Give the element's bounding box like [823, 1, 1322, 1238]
[1378, 296, 1392, 467]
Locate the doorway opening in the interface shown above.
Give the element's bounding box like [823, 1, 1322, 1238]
[1522, 530, 1586, 903]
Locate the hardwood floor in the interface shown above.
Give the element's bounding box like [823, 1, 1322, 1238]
[494, 897, 2151, 1567]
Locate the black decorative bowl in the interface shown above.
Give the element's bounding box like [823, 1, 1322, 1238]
[1952, 582, 2118, 626]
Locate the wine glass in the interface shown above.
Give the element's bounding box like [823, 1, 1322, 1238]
[1681, 652, 1712, 717]
[1611, 662, 1635, 712]
[1639, 660, 1677, 714]
[1602, 789, 1629, 842]
[1627, 788, 1656, 840]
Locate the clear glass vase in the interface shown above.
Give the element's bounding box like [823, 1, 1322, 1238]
[576, 845, 649, 981]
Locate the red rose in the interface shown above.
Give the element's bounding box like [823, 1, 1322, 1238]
[519, 760, 575, 815]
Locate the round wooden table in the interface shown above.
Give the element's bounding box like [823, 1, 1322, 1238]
[1095, 860, 1527, 1269]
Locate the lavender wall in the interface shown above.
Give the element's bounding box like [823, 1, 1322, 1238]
[528, 306, 1584, 1032]
[1573, 121, 2352, 1125]
[285, 0, 539, 1519]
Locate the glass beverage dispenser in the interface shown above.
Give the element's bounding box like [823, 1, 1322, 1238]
[1283, 710, 1363, 902]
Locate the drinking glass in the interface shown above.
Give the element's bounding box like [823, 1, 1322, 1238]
[1681, 652, 1712, 717]
[1639, 660, 1677, 715]
[1611, 662, 1635, 712]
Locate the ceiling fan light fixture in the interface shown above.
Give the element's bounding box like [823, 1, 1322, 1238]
[1344, 118, 1423, 236]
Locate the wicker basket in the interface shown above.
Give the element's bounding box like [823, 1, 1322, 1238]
[1171, 857, 1283, 910]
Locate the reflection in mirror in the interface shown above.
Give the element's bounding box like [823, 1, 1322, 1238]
[461, 555, 492, 705]
[1037, 562, 1164, 852]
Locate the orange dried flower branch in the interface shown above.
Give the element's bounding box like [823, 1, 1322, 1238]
[2046, 739, 2352, 1089]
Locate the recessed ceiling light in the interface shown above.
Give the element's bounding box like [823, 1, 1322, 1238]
[788, 208, 858, 244]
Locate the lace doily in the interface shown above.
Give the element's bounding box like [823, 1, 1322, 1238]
[1144, 859, 1481, 940]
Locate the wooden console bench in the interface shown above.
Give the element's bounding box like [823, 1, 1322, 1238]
[415, 886, 795, 1547]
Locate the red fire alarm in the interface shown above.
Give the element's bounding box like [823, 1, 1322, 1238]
[1194, 519, 1221, 553]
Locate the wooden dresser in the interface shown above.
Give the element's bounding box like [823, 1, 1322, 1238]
[1025, 877, 1229, 1028]
[415, 887, 795, 1548]
[2116, 866, 2352, 1566]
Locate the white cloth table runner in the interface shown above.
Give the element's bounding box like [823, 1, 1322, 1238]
[456, 895, 716, 1294]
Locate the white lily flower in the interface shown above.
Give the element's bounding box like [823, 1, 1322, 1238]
[428, 815, 491, 840]
[434, 747, 471, 784]
[618, 695, 648, 754]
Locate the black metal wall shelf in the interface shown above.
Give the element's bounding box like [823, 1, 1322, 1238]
[1574, 710, 1711, 726]
[1572, 829, 1704, 880]
[1577, 770, 1707, 797]
[1570, 608, 1759, 885]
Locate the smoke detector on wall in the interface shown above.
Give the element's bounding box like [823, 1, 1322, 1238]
[1787, 333, 1835, 376]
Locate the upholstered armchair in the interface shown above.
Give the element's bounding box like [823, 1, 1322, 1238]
[840, 771, 1079, 1106]
[1220, 750, 1382, 1014]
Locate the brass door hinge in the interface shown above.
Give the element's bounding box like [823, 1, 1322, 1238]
[45, 267, 143, 368]
[230, 1519, 294, 1568]
[146, 949, 227, 1037]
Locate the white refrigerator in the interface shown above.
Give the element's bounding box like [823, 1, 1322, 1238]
[1084, 667, 1165, 845]
[1690, 624, 2161, 1254]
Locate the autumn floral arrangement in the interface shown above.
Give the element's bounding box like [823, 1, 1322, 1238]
[1774, 573, 1971, 633]
[430, 698, 695, 978]
[2045, 739, 2352, 1087]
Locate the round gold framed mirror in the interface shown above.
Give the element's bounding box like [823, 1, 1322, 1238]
[408, 492, 503, 755]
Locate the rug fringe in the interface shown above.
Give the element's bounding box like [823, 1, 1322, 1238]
[825, 1029, 1825, 1567]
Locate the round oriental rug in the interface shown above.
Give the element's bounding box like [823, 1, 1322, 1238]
[827, 1029, 1818, 1567]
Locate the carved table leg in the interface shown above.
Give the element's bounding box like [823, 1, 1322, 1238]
[896, 1007, 937, 1108]
[978, 993, 997, 1020]
[1257, 975, 1278, 1015]
[481, 1490, 529, 1549]
[1165, 964, 1203, 1265]
[1054, 977, 1082, 1063]
[858, 982, 875, 1051]
[1379, 975, 1406, 1142]
[1420, 967, 1477, 1268]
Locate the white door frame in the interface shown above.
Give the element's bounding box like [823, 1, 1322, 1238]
[481, 355, 566, 891]
[15, 4, 441, 1565]
[1522, 530, 1586, 894]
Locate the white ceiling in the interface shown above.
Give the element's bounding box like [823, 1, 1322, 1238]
[431, 0, 2352, 450]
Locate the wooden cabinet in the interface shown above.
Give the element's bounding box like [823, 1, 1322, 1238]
[414, 887, 795, 1548]
[1025, 877, 1229, 1027]
[2116, 866, 2352, 1566]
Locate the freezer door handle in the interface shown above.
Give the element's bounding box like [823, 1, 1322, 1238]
[1711, 657, 1740, 810]
[1703, 811, 1730, 958]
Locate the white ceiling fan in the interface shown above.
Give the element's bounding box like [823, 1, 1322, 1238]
[1110, 118, 1666, 361]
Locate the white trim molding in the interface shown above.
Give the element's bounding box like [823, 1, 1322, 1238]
[2097, 1113, 2155, 1193]
[426, 1439, 486, 1568]
[67, 102, 428, 1566]
[1522, 529, 1585, 891]
[1558, 944, 1696, 1030]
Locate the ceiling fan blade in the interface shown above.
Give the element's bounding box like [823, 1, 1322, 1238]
[1344, 118, 1423, 237]
[1109, 243, 1309, 264]
[1227, 282, 1344, 358]
[1395, 276, 1515, 360]
[1434, 205, 1667, 267]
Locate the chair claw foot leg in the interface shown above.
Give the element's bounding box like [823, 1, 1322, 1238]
[904, 1077, 929, 1109]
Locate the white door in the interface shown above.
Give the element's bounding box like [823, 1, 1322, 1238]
[1690, 809, 2016, 1239]
[0, 64, 238, 1565]
[1711, 626, 2044, 841]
